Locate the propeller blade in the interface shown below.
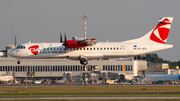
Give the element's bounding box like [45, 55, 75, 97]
[64, 32, 67, 53]
[60, 32, 62, 43]
[64, 33, 67, 43]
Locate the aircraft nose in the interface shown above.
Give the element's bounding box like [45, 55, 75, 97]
[9, 50, 16, 57]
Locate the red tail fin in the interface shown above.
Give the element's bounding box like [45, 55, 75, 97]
[150, 17, 173, 44]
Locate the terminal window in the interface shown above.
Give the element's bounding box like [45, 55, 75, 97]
[103, 65, 106, 70]
[128, 65, 130, 71]
[78, 65, 81, 71]
[16, 66, 18, 72]
[113, 65, 116, 71]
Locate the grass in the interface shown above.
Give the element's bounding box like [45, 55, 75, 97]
[0, 85, 180, 97]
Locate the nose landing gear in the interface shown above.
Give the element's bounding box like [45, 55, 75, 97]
[17, 59, 21, 64]
[17, 61, 20, 64]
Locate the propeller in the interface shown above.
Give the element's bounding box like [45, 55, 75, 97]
[60, 32, 62, 43]
[62, 32, 68, 53]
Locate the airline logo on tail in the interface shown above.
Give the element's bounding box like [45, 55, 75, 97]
[150, 17, 173, 44]
[28, 45, 39, 55]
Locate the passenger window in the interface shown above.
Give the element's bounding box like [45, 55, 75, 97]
[114, 47, 116, 50]
[94, 48, 96, 50]
[57, 48, 59, 50]
[54, 48, 56, 50]
[90, 48, 92, 50]
[47, 48, 49, 50]
[97, 48, 99, 50]
[110, 48, 112, 50]
[107, 48, 109, 50]
[84, 48, 85, 50]
[117, 47, 119, 50]
[50, 48, 52, 50]
[101, 48, 102, 50]
[104, 48, 106, 50]
[44, 48, 46, 50]
[87, 48, 89, 50]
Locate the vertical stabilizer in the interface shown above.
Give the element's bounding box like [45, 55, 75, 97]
[124, 17, 173, 44]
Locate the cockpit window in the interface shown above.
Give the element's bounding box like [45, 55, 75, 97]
[16, 45, 26, 49]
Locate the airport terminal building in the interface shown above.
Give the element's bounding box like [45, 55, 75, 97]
[0, 57, 147, 80]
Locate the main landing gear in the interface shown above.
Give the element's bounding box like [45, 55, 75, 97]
[80, 58, 88, 65]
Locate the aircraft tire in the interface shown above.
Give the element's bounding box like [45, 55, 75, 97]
[80, 58, 88, 65]
[83, 60, 88, 65]
[17, 61, 20, 64]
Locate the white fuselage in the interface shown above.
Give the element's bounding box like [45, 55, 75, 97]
[9, 42, 173, 60]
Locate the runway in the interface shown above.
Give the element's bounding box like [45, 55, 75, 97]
[0, 96, 180, 100]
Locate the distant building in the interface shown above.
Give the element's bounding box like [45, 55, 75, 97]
[147, 62, 169, 69]
[0, 45, 15, 57]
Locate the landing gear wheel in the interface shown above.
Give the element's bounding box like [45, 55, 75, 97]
[80, 58, 88, 65]
[17, 61, 20, 64]
[83, 60, 88, 65]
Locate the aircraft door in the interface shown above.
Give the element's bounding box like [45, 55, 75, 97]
[127, 44, 133, 56]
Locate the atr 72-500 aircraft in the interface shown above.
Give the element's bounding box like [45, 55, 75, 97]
[9, 17, 173, 65]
